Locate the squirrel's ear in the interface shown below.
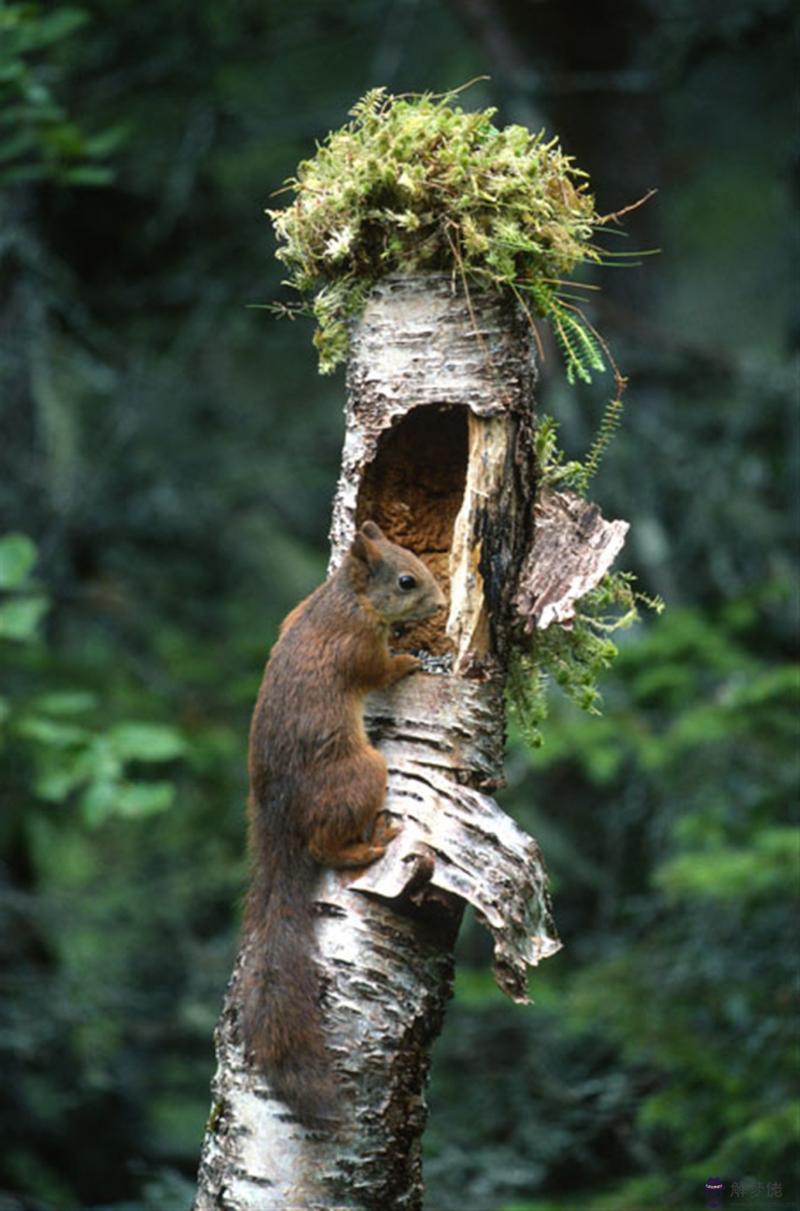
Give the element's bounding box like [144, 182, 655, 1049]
[350, 522, 382, 568]
[359, 520, 384, 542]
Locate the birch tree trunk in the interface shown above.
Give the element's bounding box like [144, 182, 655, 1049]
[193, 274, 592, 1210]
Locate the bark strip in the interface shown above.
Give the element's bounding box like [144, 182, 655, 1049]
[515, 483, 630, 632]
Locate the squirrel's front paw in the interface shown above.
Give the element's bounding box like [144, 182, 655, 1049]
[391, 653, 420, 681]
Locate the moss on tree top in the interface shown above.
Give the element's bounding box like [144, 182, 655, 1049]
[267, 86, 606, 374]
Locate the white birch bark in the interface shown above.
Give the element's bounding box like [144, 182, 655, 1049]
[194, 274, 616, 1210]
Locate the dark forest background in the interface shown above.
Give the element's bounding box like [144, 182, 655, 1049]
[1, 2, 797, 1208]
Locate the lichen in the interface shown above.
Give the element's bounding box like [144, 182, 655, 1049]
[266, 85, 610, 376]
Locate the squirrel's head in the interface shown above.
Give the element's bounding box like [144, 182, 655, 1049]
[349, 521, 446, 624]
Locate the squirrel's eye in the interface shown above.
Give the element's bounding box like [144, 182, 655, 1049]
[398, 574, 417, 591]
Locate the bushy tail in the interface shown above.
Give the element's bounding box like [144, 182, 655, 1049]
[238, 854, 338, 1126]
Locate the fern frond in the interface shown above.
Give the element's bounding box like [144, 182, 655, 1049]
[521, 282, 606, 386]
[572, 395, 625, 494]
[551, 302, 606, 386]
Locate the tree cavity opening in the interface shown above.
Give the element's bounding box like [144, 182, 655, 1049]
[356, 404, 468, 656]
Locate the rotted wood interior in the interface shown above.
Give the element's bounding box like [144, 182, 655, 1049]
[356, 404, 468, 656]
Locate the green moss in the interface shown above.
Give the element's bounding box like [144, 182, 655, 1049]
[506, 404, 666, 744]
[508, 572, 664, 749]
[266, 85, 609, 375]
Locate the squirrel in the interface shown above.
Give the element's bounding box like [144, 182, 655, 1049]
[239, 520, 445, 1126]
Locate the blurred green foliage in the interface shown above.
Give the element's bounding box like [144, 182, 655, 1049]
[427, 596, 799, 1211]
[1, 532, 191, 824]
[0, 3, 124, 185]
[0, 0, 797, 1209]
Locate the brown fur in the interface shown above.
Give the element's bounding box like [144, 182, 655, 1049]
[239, 521, 444, 1125]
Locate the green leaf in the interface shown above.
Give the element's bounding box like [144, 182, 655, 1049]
[0, 64, 25, 85]
[30, 7, 90, 48]
[107, 722, 186, 762]
[656, 827, 800, 901]
[0, 533, 37, 589]
[61, 164, 114, 186]
[116, 781, 175, 817]
[32, 691, 97, 715]
[79, 778, 175, 825]
[0, 102, 65, 127]
[80, 736, 123, 783]
[83, 124, 130, 158]
[0, 595, 49, 640]
[34, 763, 85, 803]
[16, 715, 89, 747]
[79, 779, 118, 826]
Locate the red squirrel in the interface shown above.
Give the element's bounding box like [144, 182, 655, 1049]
[239, 520, 445, 1125]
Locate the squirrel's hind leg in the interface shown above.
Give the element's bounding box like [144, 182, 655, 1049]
[318, 833, 396, 869]
[306, 747, 399, 868]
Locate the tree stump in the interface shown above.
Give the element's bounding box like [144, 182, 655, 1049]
[194, 274, 627, 1210]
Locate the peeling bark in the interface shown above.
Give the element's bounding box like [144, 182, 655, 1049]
[515, 484, 630, 632]
[356, 675, 560, 1003]
[194, 275, 566, 1210]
